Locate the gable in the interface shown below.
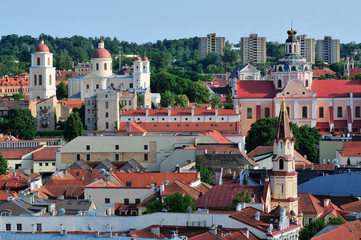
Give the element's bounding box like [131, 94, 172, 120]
[277, 79, 314, 98]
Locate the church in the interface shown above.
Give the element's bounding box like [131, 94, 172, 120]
[67, 39, 151, 101]
[232, 29, 361, 136]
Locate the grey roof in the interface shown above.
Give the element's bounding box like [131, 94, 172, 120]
[229, 65, 247, 79]
[68, 75, 85, 80]
[46, 199, 91, 212]
[68, 160, 90, 170]
[298, 172, 361, 197]
[0, 198, 47, 216]
[0, 232, 154, 240]
[94, 159, 114, 171]
[120, 159, 145, 172]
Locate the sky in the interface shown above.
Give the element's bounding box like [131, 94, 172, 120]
[2, 0, 361, 44]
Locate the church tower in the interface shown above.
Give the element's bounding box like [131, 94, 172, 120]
[270, 98, 301, 222]
[133, 57, 150, 89]
[29, 40, 56, 99]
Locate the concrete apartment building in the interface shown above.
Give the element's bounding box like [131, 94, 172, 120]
[199, 33, 225, 59]
[316, 36, 340, 64]
[240, 34, 266, 64]
[297, 35, 315, 63]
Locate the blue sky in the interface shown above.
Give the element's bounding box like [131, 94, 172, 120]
[2, 0, 360, 44]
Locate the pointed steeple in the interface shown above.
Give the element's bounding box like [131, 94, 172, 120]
[274, 98, 293, 140]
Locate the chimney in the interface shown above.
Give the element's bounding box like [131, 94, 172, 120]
[215, 108, 218, 116]
[242, 229, 249, 238]
[324, 199, 330, 207]
[311, 163, 314, 170]
[146, 109, 149, 116]
[62, 229, 67, 236]
[191, 108, 194, 116]
[151, 226, 160, 237]
[88, 195, 93, 203]
[59, 195, 64, 200]
[126, 122, 131, 132]
[160, 182, 165, 195]
[168, 108, 171, 116]
[175, 165, 180, 173]
[95, 231, 100, 237]
[209, 225, 217, 235]
[255, 211, 260, 221]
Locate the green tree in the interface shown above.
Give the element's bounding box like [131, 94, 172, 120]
[230, 190, 252, 210]
[299, 218, 326, 240]
[175, 94, 189, 107]
[190, 82, 210, 104]
[0, 152, 8, 175]
[327, 216, 345, 225]
[163, 192, 195, 213]
[354, 73, 361, 80]
[143, 199, 163, 214]
[56, 80, 68, 100]
[245, 117, 278, 153]
[210, 93, 221, 108]
[224, 90, 233, 109]
[72, 104, 85, 128]
[0, 108, 37, 140]
[9, 93, 24, 100]
[151, 51, 172, 72]
[63, 112, 84, 142]
[160, 90, 176, 107]
[292, 125, 321, 163]
[195, 164, 212, 185]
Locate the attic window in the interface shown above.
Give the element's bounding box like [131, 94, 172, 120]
[186, 124, 189, 126]
[77, 201, 82, 205]
[196, 124, 199, 126]
[126, 181, 131, 187]
[76, 172, 80, 176]
[287, 92, 289, 95]
[68, 201, 73, 205]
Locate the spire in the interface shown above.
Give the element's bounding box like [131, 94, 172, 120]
[274, 98, 293, 140]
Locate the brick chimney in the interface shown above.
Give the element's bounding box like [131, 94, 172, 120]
[324, 199, 330, 207]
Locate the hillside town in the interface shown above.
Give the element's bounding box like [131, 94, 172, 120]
[1, 10, 361, 239]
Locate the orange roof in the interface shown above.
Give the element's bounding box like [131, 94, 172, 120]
[0, 135, 19, 142]
[58, 100, 85, 109]
[0, 191, 18, 200]
[111, 172, 200, 188]
[342, 220, 361, 238]
[337, 142, 361, 156]
[222, 230, 258, 240]
[33, 146, 60, 161]
[0, 146, 42, 159]
[33, 186, 55, 199]
[0, 77, 30, 86]
[294, 151, 312, 165]
[313, 68, 336, 77]
[19, 72, 29, 76]
[188, 232, 220, 240]
[85, 178, 120, 188]
[199, 130, 231, 143]
[312, 226, 358, 240]
[161, 180, 201, 199]
[341, 200, 361, 212]
[117, 122, 147, 134]
[56, 70, 77, 81]
[298, 193, 324, 215]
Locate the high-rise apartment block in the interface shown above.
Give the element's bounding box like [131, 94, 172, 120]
[297, 35, 315, 63]
[316, 36, 340, 64]
[199, 33, 225, 59]
[240, 34, 266, 64]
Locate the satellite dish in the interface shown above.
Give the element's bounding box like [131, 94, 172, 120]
[100, 169, 106, 174]
[332, 158, 340, 167]
[58, 208, 66, 216]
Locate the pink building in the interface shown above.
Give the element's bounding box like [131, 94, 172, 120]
[233, 29, 361, 135]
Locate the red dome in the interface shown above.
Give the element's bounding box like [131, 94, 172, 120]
[35, 43, 49, 53]
[135, 56, 141, 61]
[91, 48, 111, 59]
[142, 57, 149, 61]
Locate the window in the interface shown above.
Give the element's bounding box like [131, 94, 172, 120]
[86, 84, 89, 89]
[37, 57, 40, 65]
[2, 212, 9, 216]
[286, 107, 290, 117]
[278, 66, 282, 71]
[39, 75, 42, 85]
[124, 198, 129, 204]
[115, 154, 119, 161]
[39, 163, 43, 167]
[247, 108, 252, 118]
[144, 154, 148, 161]
[319, 107, 324, 118]
[135, 198, 140, 204]
[305, 79, 309, 87]
[36, 223, 42, 231]
[45, 163, 49, 166]
[104, 63, 107, 70]
[105, 198, 110, 204]
[337, 107, 342, 118]
[86, 145, 90, 150]
[281, 184, 284, 194]
[291, 66, 296, 71]
[34, 75, 37, 85]
[5, 224, 11, 231]
[105, 122, 109, 129]
[49, 75, 52, 85]
[129, 100, 131, 105]
[279, 159, 284, 170]
[356, 106, 361, 117]
[309, 218, 313, 224]
[129, 83, 133, 88]
[105, 112, 108, 118]
[265, 108, 270, 118]
[302, 106, 307, 118]
[86, 154, 90, 161]
[48, 57, 50, 65]
[52, 163, 55, 166]
[96, 63, 99, 70]
[278, 79, 282, 88]
[96, 84, 99, 89]
[126, 181, 131, 187]
[115, 145, 119, 150]
[105, 102, 108, 109]
[144, 145, 148, 150]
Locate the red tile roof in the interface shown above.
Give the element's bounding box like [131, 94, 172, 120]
[337, 142, 361, 157]
[311, 79, 361, 98]
[122, 108, 238, 117]
[66, 169, 101, 186]
[188, 232, 220, 240]
[111, 172, 200, 188]
[298, 193, 324, 215]
[203, 79, 229, 88]
[312, 226, 359, 240]
[85, 178, 120, 188]
[349, 68, 361, 78]
[247, 146, 273, 160]
[320, 202, 353, 222]
[342, 220, 361, 238]
[32, 146, 60, 161]
[117, 122, 147, 134]
[0, 191, 18, 200]
[236, 80, 278, 99]
[196, 184, 263, 210]
[0, 146, 42, 159]
[312, 68, 336, 77]
[162, 180, 201, 199]
[58, 100, 85, 109]
[56, 70, 77, 81]
[341, 200, 361, 212]
[194, 144, 242, 154]
[0, 76, 30, 86]
[222, 230, 258, 240]
[199, 131, 231, 143]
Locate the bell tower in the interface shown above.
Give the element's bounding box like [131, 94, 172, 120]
[29, 40, 56, 99]
[270, 98, 301, 222]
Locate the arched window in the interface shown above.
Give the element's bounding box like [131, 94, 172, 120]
[294, 45, 296, 53]
[49, 75, 52, 85]
[278, 66, 282, 71]
[39, 75, 42, 85]
[278, 79, 282, 88]
[305, 80, 309, 87]
[34, 75, 37, 85]
[37, 57, 40, 65]
[104, 63, 107, 70]
[305, 66, 308, 71]
[288, 45, 291, 53]
[96, 63, 99, 70]
[279, 159, 284, 170]
[291, 66, 296, 71]
[48, 58, 50, 66]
